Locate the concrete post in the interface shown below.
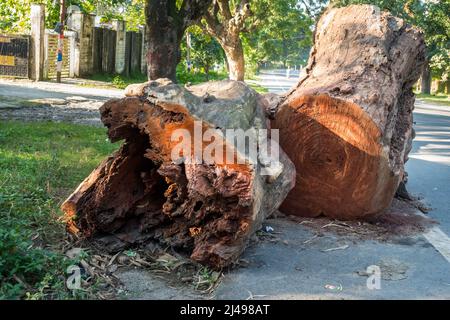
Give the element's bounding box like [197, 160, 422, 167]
[112, 20, 126, 74]
[66, 31, 77, 78]
[69, 12, 95, 77]
[140, 25, 147, 75]
[30, 4, 45, 81]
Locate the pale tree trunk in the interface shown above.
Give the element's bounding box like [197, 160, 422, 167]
[201, 0, 251, 82]
[222, 40, 245, 81]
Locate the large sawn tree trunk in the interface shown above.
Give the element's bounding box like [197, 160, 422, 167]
[271, 5, 426, 220]
[62, 79, 295, 270]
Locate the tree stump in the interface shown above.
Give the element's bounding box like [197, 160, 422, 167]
[62, 79, 295, 269]
[271, 5, 426, 220]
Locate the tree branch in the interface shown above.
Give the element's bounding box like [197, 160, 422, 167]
[200, 0, 225, 39]
[180, 0, 213, 29]
[229, 0, 251, 32]
[217, 0, 233, 21]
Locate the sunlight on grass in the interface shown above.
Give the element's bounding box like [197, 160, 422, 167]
[0, 121, 119, 299]
[415, 92, 450, 107]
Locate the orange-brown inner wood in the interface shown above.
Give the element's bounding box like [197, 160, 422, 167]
[272, 94, 399, 219]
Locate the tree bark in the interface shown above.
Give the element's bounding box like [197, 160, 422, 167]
[271, 5, 426, 220]
[201, 0, 251, 81]
[222, 39, 245, 81]
[421, 60, 431, 94]
[62, 79, 295, 269]
[145, 0, 212, 81]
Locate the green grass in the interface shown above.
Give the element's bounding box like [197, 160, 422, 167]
[176, 67, 228, 85]
[415, 92, 450, 106]
[86, 73, 148, 89]
[247, 82, 269, 94]
[82, 68, 228, 90]
[0, 121, 119, 299]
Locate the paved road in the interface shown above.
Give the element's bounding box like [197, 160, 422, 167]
[0, 79, 123, 126]
[0, 78, 123, 101]
[248, 69, 299, 93]
[407, 102, 450, 235]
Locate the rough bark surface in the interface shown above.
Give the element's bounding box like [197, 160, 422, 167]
[62, 79, 295, 269]
[222, 39, 246, 82]
[272, 5, 426, 220]
[145, 0, 212, 81]
[202, 0, 251, 81]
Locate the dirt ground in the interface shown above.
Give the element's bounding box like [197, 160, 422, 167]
[72, 198, 439, 300]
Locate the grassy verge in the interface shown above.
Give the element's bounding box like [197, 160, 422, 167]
[415, 92, 450, 106]
[0, 121, 119, 299]
[80, 69, 271, 94]
[176, 67, 228, 85]
[85, 73, 148, 89]
[82, 68, 228, 90]
[247, 82, 269, 94]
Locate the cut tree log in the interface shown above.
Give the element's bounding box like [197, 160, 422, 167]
[62, 79, 295, 269]
[271, 5, 426, 220]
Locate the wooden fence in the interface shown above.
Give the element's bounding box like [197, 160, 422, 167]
[124, 31, 142, 76]
[93, 27, 117, 74]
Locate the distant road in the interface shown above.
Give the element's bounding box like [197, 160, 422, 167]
[0, 78, 123, 101]
[249, 69, 300, 93]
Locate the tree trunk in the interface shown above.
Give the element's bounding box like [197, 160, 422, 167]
[282, 39, 288, 68]
[145, 1, 183, 81]
[205, 64, 210, 80]
[222, 40, 245, 81]
[144, 0, 212, 81]
[436, 80, 445, 94]
[61, 79, 295, 269]
[146, 35, 181, 81]
[271, 5, 426, 220]
[421, 60, 431, 94]
[201, 0, 250, 82]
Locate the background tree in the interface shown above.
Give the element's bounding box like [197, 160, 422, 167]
[145, 0, 212, 81]
[201, 0, 252, 81]
[0, 0, 133, 33]
[187, 26, 224, 79]
[121, 0, 146, 31]
[242, 0, 316, 73]
[0, 0, 60, 32]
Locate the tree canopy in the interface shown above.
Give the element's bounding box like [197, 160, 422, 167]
[242, 0, 317, 72]
[0, 0, 448, 83]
